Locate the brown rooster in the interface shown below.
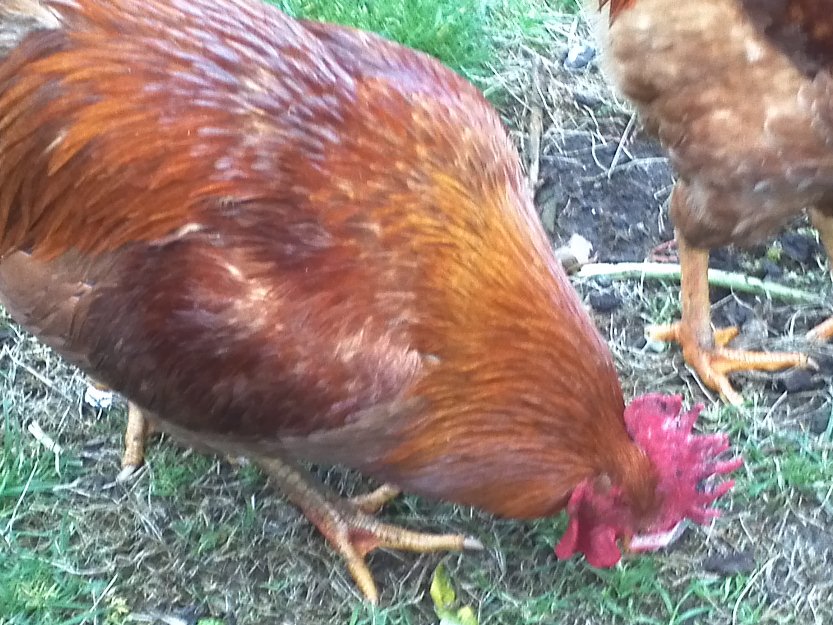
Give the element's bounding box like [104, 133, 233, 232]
[591, 0, 833, 404]
[0, 0, 739, 602]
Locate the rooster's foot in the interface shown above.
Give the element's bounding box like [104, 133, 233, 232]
[255, 456, 482, 603]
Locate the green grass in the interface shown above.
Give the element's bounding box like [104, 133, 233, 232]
[146, 447, 214, 498]
[0, 402, 124, 625]
[273, 0, 493, 77]
[4, 283, 832, 624]
[739, 415, 833, 505]
[269, 0, 574, 84]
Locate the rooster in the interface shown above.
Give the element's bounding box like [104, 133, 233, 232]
[590, 0, 833, 404]
[0, 0, 739, 602]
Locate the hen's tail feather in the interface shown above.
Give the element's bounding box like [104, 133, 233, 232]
[1, 0, 60, 58]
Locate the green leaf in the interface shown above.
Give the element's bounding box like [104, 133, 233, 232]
[455, 606, 479, 625]
[431, 564, 479, 625]
[430, 563, 456, 612]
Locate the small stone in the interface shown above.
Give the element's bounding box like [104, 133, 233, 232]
[772, 369, 823, 394]
[83, 384, 114, 409]
[176, 605, 208, 625]
[804, 409, 830, 435]
[540, 201, 557, 233]
[574, 91, 602, 109]
[588, 290, 621, 313]
[645, 338, 668, 353]
[716, 300, 750, 329]
[812, 352, 833, 373]
[702, 550, 756, 576]
[759, 259, 783, 280]
[564, 44, 596, 71]
[780, 233, 813, 264]
[566, 233, 594, 266]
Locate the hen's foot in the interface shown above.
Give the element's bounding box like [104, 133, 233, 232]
[255, 456, 481, 604]
[649, 323, 809, 405]
[117, 402, 156, 482]
[807, 316, 833, 342]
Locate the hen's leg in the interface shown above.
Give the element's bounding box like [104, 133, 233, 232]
[254, 455, 481, 604]
[649, 230, 808, 405]
[807, 208, 833, 340]
[117, 402, 156, 481]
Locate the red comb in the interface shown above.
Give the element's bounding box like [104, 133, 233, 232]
[555, 394, 741, 567]
[624, 394, 743, 527]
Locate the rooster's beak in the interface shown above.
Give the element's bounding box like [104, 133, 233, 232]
[626, 522, 686, 553]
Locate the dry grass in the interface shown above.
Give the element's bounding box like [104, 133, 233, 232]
[2, 3, 832, 625]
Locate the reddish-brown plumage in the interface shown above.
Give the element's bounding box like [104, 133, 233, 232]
[0, 0, 643, 521]
[740, 0, 833, 75]
[0, 0, 738, 587]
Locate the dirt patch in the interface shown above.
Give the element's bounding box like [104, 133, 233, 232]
[534, 101, 826, 275]
[536, 120, 674, 262]
[521, 58, 833, 389]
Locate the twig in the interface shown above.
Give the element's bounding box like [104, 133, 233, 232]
[1, 346, 74, 403]
[27, 420, 63, 455]
[555, 246, 581, 275]
[575, 262, 822, 304]
[607, 111, 637, 177]
[527, 57, 544, 190]
[27, 420, 63, 475]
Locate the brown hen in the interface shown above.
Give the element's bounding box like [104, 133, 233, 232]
[593, 0, 833, 404]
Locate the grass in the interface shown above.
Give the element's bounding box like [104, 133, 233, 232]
[269, 0, 576, 85]
[3, 0, 833, 624]
[273, 0, 494, 77]
[0, 337, 126, 625]
[4, 317, 831, 624]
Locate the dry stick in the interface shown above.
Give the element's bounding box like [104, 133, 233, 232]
[575, 262, 822, 305]
[527, 57, 544, 191]
[607, 111, 637, 178]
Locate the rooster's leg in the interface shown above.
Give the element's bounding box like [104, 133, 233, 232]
[807, 208, 833, 341]
[254, 455, 481, 604]
[117, 402, 156, 481]
[649, 230, 808, 405]
[89, 378, 157, 481]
